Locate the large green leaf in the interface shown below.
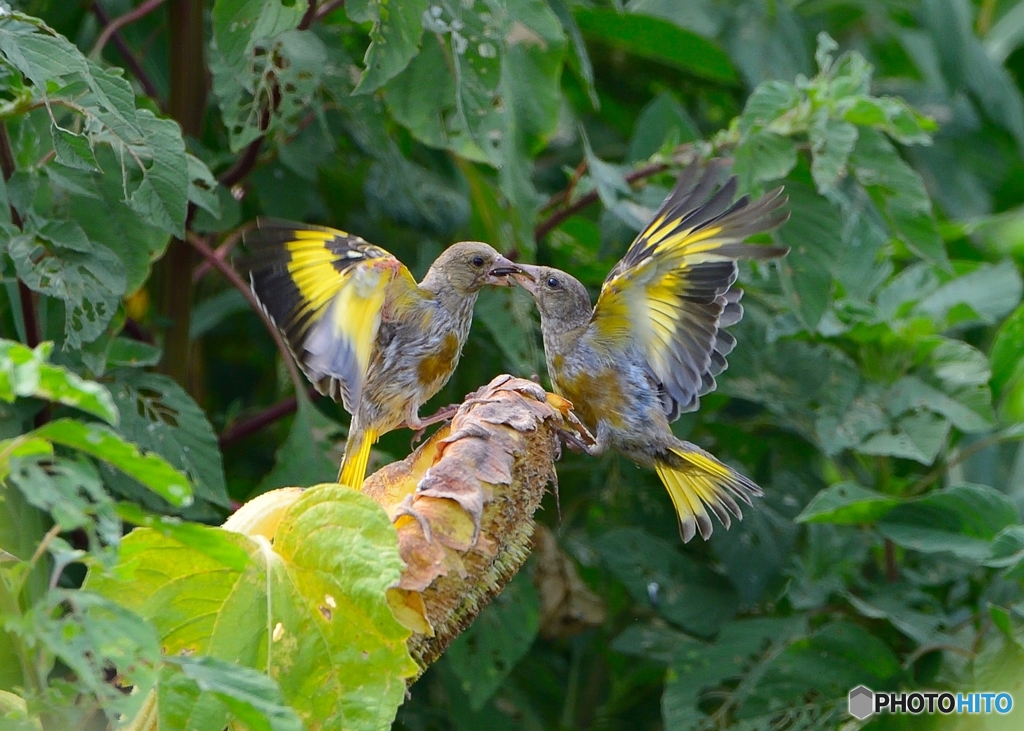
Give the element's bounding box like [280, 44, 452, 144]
[878, 483, 1019, 561]
[160, 656, 304, 731]
[89, 485, 417, 731]
[573, 8, 736, 84]
[7, 222, 125, 349]
[662, 617, 807, 731]
[106, 369, 229, 510]
[351, 0, 428, 94]
[30, 419, 192, 507]
[796, 482, 900, 525]
[743, 621, 902, 715]
[0, 340, 116, 423]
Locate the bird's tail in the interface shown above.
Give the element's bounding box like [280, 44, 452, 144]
[654, 443, 762, 542]
[338, 425, 378, 489]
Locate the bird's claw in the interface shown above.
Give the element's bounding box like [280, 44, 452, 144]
[408, 404, 460, 447]
[556, 427, 592, 455]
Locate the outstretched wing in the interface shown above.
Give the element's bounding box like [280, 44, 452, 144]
[244, 219, 419, 412]
[592, 164, 789, 420]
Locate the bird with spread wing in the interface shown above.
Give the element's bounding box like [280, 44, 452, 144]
[245, 221, 523, 488]
[515, 163, 789, 541]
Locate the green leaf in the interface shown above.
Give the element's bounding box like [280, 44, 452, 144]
[878, 483, 1019, 561]
[0, 339, 117, 423]
[61, 147, 172, 292]
[161, 656, 304, 731]
[10, 589, 161, 721]
[352, 0, 428, 94]
[446, 572, 540, 710]
[889, 374, 993, 434]
[916, 259, 1023, 327]
[0, 21, 88, 89]
[737, 80, 800, 136]
[106, 370, 229, 509]
[105, 338, 161, 368]
[627, 91, 699, 163]
[573, 8, 736, 84]
[775, 179, 840, 331]
[595, 528, 738, 636]
[662, 617, 807, 731]
[857, 409, 950, 464]
[849, 128, 948, 269]
[8, 222, 126, 348]
[30, 418, 192, 507]
[991, 302, 1024, 397]
[257, 392, 342, 492]
[795, 482, 900, 525]
[732, 130, 797, 188]
[211, 0, 305, 83]
[91, 485, 417, 730]
[744, 621, 901, 713]
[50, 126, 97, 171]
[809, 115, 858, 192]
[125, 110, 189, 237]
[7, 454, 117, 538]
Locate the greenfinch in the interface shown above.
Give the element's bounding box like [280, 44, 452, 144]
[516, 164, 788, 541]
[245, 221, 522, 488]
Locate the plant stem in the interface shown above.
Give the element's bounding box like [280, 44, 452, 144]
[91, 0, 167, 58]
[219, 395, 298, 449]
[89, 1, 163, 102]
[156, 0, 207, 390]
[192, 224, 251, 282]
[0, 123, 43, 355]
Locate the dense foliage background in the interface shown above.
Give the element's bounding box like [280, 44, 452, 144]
[5, 0, 1024, 728]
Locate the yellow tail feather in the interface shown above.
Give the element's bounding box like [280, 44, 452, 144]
[654, 446, 762, 543]
[338, 426, 378, 489]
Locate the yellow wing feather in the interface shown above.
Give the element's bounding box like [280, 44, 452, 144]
[591, 167, 788, 418]
[245, 220, 420, 413]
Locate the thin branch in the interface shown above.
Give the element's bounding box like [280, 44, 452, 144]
[184, 232, 306, 395]
[218, 137, 264, 189]
[298, 0, 319, 30]
[89, 1, 162, 103]
[218, 387, 322, 448]
[192, 224, 252, 282]
[91, 0, 167, 58]
[884, 538, 898, 583]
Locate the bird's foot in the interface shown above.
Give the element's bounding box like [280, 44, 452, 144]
[409, 404, 460, 447]
[556, 427, 593, 454]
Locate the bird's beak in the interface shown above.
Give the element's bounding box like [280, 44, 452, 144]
[511, 263, 541, 295]
[485, 255, 524, 287]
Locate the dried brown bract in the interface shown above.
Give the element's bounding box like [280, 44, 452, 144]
[362, 374, 592, 669]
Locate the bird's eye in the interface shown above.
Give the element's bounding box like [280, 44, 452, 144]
[471, 256, 485, 267]
[546, 276, 560, 288]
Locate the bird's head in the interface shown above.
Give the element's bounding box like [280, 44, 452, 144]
[513, 264, 593, 331]
[428, 242, 523, 295]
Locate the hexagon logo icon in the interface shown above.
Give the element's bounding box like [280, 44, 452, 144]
[848, 686, 874, 720]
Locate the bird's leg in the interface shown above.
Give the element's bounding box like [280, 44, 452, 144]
[407, 403, 460, 447]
